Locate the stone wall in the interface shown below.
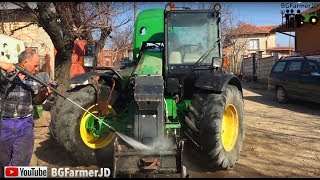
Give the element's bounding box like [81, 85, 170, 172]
[256, 55, 278, 82]
[242, 53, 278, 83]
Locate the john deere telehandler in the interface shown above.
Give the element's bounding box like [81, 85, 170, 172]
[50, 3, 244, 178]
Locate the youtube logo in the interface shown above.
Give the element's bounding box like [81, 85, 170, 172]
[5, 167, 18, 177]
[4, 166, 47, 178]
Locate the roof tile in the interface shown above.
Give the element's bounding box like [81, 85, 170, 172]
[229, 23, 277, 36]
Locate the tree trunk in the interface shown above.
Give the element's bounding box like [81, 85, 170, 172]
[35, 2, 75, 93]
[54, 52, 72, 93]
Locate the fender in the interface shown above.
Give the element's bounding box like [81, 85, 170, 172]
[194, 72, 242, 94]
[69, 72, 124, 90]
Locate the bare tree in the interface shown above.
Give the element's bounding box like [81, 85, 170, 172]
[1, 2, 132, 92]
[220, 3, 249, 74]
[109, 24, 133, 69]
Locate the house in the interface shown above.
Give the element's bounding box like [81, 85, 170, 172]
[113, 47, 133, 70]
[266, 46, 294, 58]
[0, 8, 55, 78]
[223, 23, 277, 74]
[271, 4, 320, 55]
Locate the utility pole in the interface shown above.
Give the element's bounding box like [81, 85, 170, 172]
[289, 32, 291, 47]
[134, 2, 137, 23]
[289, 32, 292, 56]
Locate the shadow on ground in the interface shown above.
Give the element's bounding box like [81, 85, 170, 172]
[182, 142, 266, 178]
[34, 132, 77, 167]
[242, 81, 320, 116]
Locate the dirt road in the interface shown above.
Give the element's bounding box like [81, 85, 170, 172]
[31, 82, 320, 178]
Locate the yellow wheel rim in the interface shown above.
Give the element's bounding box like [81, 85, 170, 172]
[221, 104, 239, 152]
[311, 18, 316, 23]
[80, 104, 116, 149]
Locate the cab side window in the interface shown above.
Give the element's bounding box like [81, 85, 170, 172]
[272, 61, 287, 72]
[302, 61, 319, 73]
[287, 61, 302, 72]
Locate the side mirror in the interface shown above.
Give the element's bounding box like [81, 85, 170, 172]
[212, 57, 223, 67]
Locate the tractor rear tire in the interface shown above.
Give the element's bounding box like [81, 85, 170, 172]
[49, 92, 69, 141]
[50, 85, 114, 166]
[184, 85, 245, 170]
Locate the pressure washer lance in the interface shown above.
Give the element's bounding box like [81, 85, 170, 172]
[14, 65, 152, 150]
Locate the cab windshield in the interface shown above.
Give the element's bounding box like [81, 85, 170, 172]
[167, 11, 220, 65]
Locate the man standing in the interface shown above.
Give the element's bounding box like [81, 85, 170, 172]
[0, 49, 51, 177]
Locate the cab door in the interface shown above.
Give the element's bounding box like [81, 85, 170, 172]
[284, 60, 304, 98]
[300, 60, 320, 103]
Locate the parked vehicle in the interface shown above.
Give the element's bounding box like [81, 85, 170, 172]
[268, 56, 320, 104]
[120, 57, 131, 69]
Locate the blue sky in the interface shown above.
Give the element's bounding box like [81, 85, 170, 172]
[127, 2, 318, 48]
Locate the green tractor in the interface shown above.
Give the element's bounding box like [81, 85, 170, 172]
[50, 3, 245, 178]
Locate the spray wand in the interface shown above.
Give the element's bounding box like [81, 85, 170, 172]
[1, 64, 151, 150]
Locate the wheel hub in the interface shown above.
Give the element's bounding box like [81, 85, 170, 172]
[80, 104, 116, 149]
[277, 89, 285, 101]
[221, 104, 239, 152]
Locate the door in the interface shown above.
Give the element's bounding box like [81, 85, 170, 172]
[300, 60, 320, 103]
[269, 61, 288, 91]
[284, 60, 303, 98]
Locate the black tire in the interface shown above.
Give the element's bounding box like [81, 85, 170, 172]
[50, 85, 115, 166]
[49, 92, 69, 141]
[184, 85, 245, 170]
[276, 86, 288, 104]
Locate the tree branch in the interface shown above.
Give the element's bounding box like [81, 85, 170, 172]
[10, 22, 34, 35]
[11, 2, 40, 25]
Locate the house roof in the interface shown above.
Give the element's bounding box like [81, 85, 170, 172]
[271, 4, 320, 33]
[229, 23, 277, 36]
[266, 46, 294, 51]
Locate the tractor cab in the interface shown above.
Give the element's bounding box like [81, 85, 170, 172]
[133, 4, 223, 99]
[164, 4, 223, 99]
[165, 6, 222, 70]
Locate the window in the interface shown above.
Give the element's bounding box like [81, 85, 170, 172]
[288, 61, 302, 72]
[302, 61, 319, 72]
[249, 39, 259, 50]
[273, 61, 287, 72]
[27, 47, 38, 53]
[140, 27, 146, 35]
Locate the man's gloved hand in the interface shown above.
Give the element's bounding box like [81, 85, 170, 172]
[40, 86, 52, 96]
[35, 72, 58, 111]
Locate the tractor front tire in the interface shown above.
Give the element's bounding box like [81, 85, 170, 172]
[50, 85, 114, 166]
[184, 85, 245, 170]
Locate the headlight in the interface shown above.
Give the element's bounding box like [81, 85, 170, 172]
[213, 3, 221, 12]
[165, 4, 171, 11]
[83, 56, 96, 67]
[165, 2, 174, 11]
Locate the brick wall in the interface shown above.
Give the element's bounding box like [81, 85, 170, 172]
[1, 22, 55, 79]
